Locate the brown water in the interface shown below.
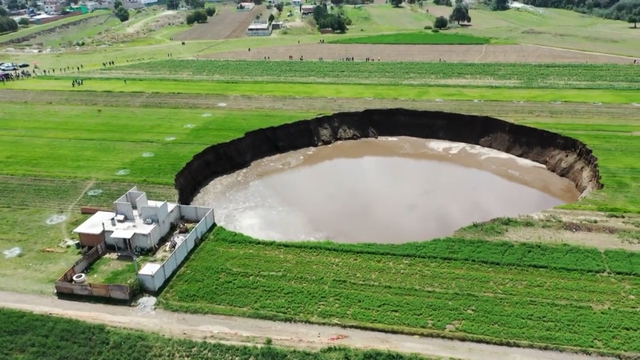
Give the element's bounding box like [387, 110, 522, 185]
[193, 137, 580, 243]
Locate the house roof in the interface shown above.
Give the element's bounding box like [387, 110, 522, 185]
[72, 211, 115, 235]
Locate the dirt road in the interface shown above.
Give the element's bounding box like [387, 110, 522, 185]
[0, 291, 612, 360]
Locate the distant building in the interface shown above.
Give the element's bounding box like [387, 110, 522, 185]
[236, 2, 255, 11]
[301, 4, 315, 14]
[246, 20, 272, 36]
[292, 0, 301, 6]
[43, 0, 61, 14]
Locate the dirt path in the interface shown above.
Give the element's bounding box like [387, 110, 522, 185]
[202, 44, 636, 63]
[0, 291, 613, 360]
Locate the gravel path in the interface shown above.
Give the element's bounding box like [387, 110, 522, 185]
[0, 290, 613, 360]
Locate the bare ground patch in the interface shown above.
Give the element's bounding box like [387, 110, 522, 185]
[174, 5, 269, 41]
[202, 43, 635, 63]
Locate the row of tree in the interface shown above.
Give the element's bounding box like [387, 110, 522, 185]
[312, 4, 351, 32]
[113, 0, 130, 22]
[186, 6, 215, 24]
[0, 15, 17, 33]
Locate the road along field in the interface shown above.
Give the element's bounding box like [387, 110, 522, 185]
[0, 307, 431, 360]
[201, 44, 637, 63]
[174, 5, 269, 41]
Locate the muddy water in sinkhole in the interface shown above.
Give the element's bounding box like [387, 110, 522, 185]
[193, 137, 580, 243]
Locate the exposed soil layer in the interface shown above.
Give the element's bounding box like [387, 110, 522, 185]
[202, 44, 635, 64]
[175, 109, 602, 205]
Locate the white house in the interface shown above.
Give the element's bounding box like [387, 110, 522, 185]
[73, 187, 182, 251]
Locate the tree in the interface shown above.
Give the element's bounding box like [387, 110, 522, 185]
[449, 3, 471, 23]
[268, 13, 275, 22]
[115, 6, 129, 21]
[0, 16, 18, 32]
[0, 7, 7, 16]
[113, 0, 122, 9]
[18, 16, 28, 26]
[433, 15, 448, 28]
[630, 15, 638, 27]
[390, 0, 402, 6]
[274, 2, 283, 13]
[205, 6, 215, 16]
[28, 0, 37, 8]
[7, 0, 17, 10]
[166, 0, 179, 10]
[490, 0, 508, 11]
[433, 0, 452, 6]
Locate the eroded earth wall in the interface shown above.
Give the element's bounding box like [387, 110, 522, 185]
[175, 109, 602, 204]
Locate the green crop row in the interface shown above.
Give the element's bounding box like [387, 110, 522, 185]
[330, 32, 492, 45]
[161, 228, 640, 353]
[103, 60, 640, 89]
[0, 309, 430, 360]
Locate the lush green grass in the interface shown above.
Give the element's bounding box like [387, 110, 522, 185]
[0, 104, 313, 183]
[0, 308, 430, 360]
[161, 228, 640, 354]
[103, 60, 640, 89]
[331, 32, 491, 45]
[6, 79, 639, 103]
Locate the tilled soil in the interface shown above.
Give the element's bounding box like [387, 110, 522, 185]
[174, 5, 269, 41]
[202, 43, 635, 63]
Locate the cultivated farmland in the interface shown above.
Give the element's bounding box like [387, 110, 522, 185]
[0, 1, 639, 357]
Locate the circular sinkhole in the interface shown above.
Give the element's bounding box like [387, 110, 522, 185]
[193, 137, 580, 244]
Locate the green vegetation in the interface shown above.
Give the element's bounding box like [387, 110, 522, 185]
[331, 32, 490, 45]
[0, 308, 430, 360]
[104, 60, 640, 89]
[162, 228, 640, 353]
[5, 78, 639, 104]
[0, 11, 109, 42]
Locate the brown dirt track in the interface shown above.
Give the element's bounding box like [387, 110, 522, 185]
[203, 43, 635, 63]
[174, 5, 269, 41]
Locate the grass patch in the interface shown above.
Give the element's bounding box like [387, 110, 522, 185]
[5, 79, 639, 104]
[103, 60, 640, 89]
[161, 227, 640, 353]
[0, 11, 111, 43]
[331, 32, 491, 45]
[0, 308, 430, 360]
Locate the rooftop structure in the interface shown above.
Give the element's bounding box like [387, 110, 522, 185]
[73, 186, 180, 250]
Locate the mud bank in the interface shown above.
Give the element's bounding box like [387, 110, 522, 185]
[175, 109, 602, 205]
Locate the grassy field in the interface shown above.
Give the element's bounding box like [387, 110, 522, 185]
[5, 78, 640, 104]
[161, 227, 640, 354]
[331, 32, 491, 45]
[0, 308, 430, 360]
[102, 60, 640, 89]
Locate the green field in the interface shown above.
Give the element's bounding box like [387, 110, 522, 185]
[161, 228, 640, 354]
[0, 308, 429, 360]
[5, 79, 640, 104]
[103, 60, 640, 89]
[331, 32, 492, 45]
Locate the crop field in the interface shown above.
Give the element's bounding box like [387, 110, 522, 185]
[331, 32, 492, 45]
[0, 308, 429, 360]
[161, 228, 640, 354]
[5, 79, 640, 104]
[103, 60, 640, 89]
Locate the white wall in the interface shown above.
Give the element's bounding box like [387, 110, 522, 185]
[114, 201, 134, 220]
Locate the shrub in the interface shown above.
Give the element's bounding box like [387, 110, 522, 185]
[423, 24, 432, 29]
[17, 17, 29, 26]
[205, 6, 215, 16]
[434, 15, 448, 29]
[431, 28, 440, 32]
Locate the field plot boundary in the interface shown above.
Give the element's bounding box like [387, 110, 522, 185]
[201, 44, 637, 63]
[174, 5, 268, 41]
